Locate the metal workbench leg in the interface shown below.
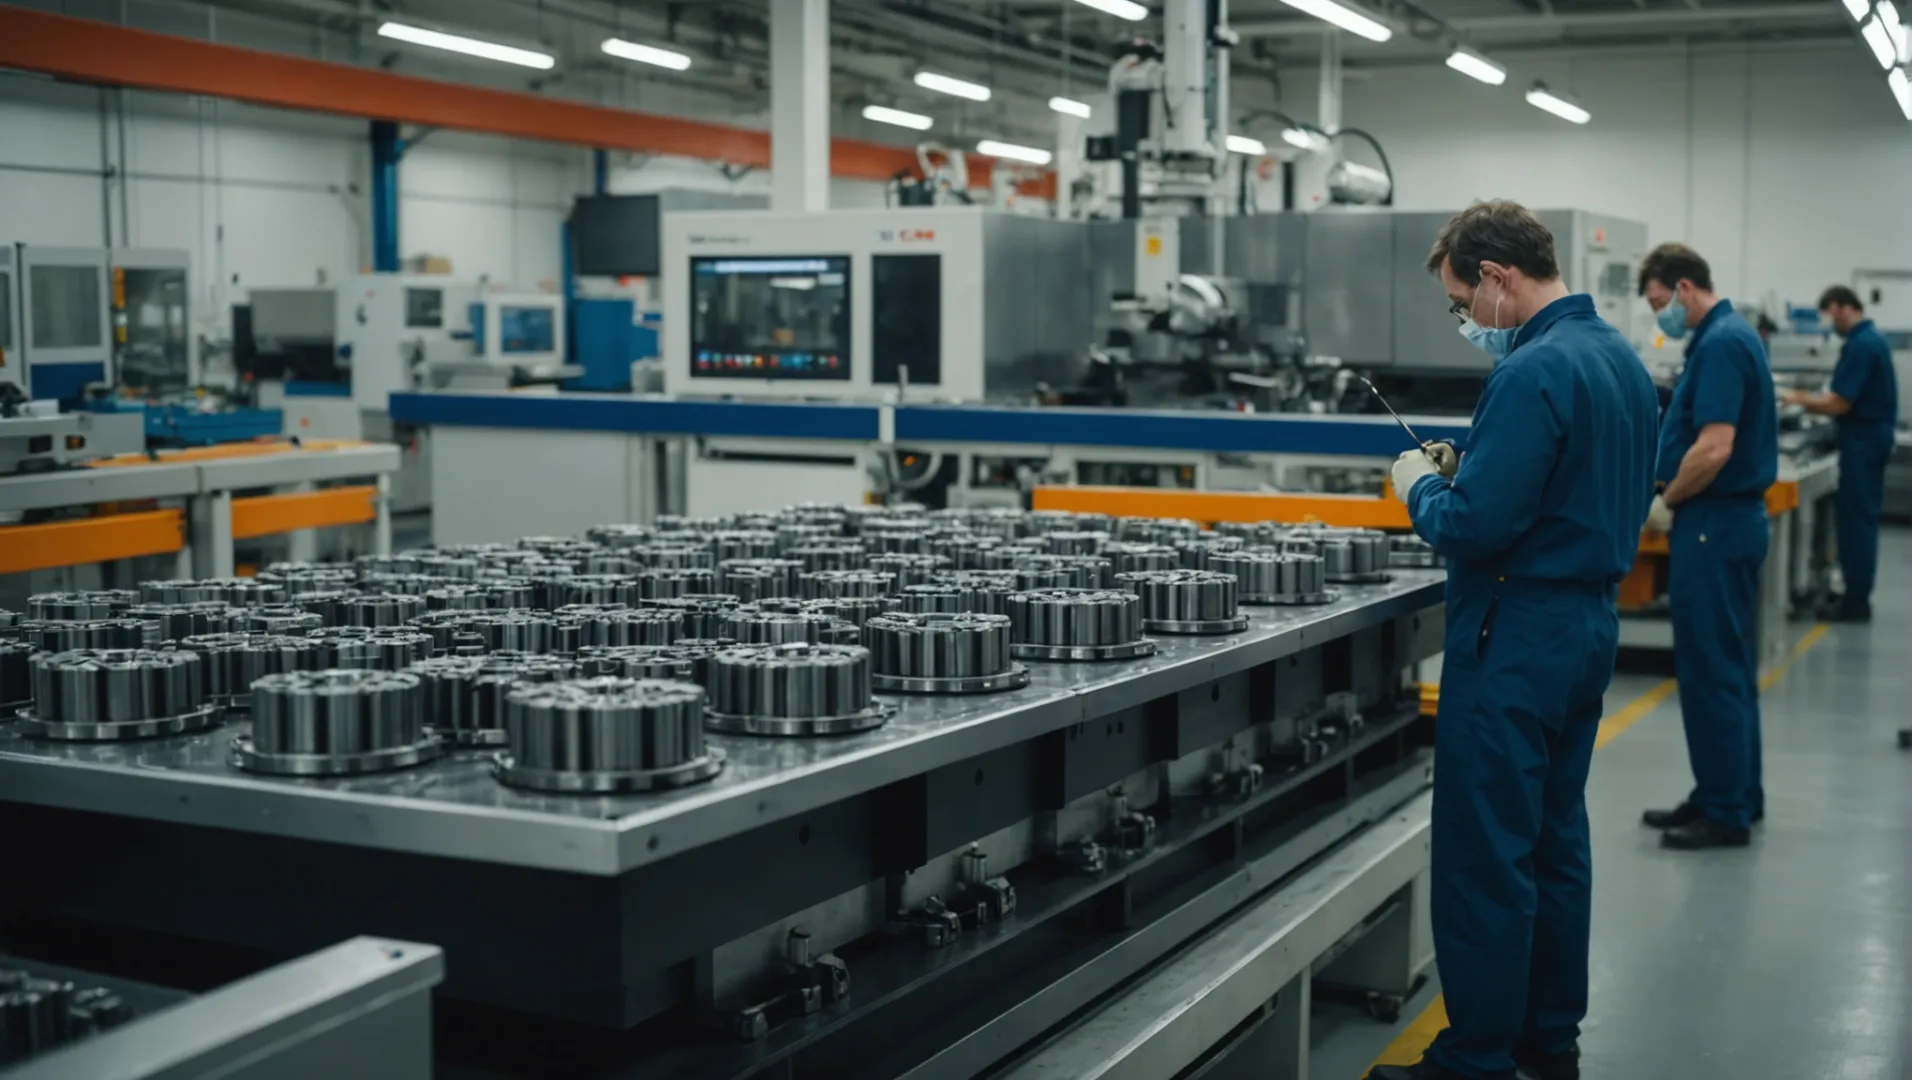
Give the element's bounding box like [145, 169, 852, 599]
[374, 474, 393, 556]
[288, 481, 318, 563]
[192, 491, 235, 578]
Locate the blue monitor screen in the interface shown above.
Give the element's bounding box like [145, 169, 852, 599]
[498, 305, 556, 355]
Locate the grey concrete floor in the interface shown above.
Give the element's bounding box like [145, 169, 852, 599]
[1315, 526, 1912, 1079]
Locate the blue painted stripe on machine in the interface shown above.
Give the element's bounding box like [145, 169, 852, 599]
[285, 381, 353, 398]
[29, 362, 107, 401]
[893, 406, 1471, 455]
[386, 393, 882, 440]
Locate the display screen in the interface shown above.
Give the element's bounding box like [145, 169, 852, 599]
[691, 256, 850, 380]
[499, 305, 557, 355]
[406, 287, 444, 329]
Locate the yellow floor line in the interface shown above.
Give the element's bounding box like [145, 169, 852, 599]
[1364, 622, 1832, 1074]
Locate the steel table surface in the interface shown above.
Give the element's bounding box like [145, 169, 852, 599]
[0, 461, 202, 513]
[0, 572, 1444, 877]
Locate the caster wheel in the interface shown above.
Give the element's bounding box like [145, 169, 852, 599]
[1365, 993, 1404, 1024]
[1897, 729, 1912, 750]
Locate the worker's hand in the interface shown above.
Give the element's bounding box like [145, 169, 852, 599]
[1390, 448, 1440, 503]
[1780, 388, 1809, 407]
[1423, 441, 1459, 479]
[1646, 494, 1675, 534]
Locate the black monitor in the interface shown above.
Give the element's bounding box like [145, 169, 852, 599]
[690, 256, 851, 381]
[571, 195, 661, 277]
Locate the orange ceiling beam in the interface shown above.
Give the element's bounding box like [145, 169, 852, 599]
[0, 7, 940, 184]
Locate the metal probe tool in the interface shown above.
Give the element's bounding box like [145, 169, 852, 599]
[1358, 376, 1439, 462]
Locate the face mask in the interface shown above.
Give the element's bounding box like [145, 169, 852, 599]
[1457, 281, 1518, 360]
[1657, 291, 1689, 340]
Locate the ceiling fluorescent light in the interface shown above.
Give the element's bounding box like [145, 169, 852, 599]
[862, 105, 934, 131]
[601, 38, 692, 71]
[1525, 84, 1591, 124]
[1890, 66, 1912, 120]
[1071, 0, 1150, 20]
[1446, 46, 1507, 86]
[977, 139, 1053, 165]
[1225, 134, 1268, 155]
[1876, 2, 1909, 62]
[1845, 0, 1872, 18]
[1275, 0, 1392, 43]
[1049, 96, 1094, 119]
[914, 71, 992, 102]
[376, 22, 554, 70]
[1281, 127, 1315, 149]
[1861, 14, 1898, 68]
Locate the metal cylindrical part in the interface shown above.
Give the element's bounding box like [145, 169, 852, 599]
[1011, 554, 1112, 590]
[629, 543, 714, 570]
[574, 551, 640, 575]
[259, 565, 358, 594]
[576, 644, 697, 680]
[636, 568, 717, 601]
[556, 574, 640, 607]
[641, 597, 740, 638]
[411, 553, 481, 580]
[800, 569, 895, 600]
[341, 593, 427, 628]
[407, 653, 578, 746]
[586, 523, 657, 548]
[1210, 550, 1329, 603]
[1113, 516, 1203, 544]
[710, 530, 781, 561]
[802, 595, 893, 630]
[15, 619, 153, 651]
[555, 605, 685, 647]
[459, 612, 561, 655]
[0, 640, 33, 709]
[1176, 536, 1246, 569]
[862, 524, 931, 554]
[704, 643, 888, 733]
[22, 648, 214, 739]
[124, 602, 245, 642]
[1102, 542, 1182, 575]
[138, 579, 223, 604]
[862, 612, 1025, 693]
[26, 590, 137, 620]
[1004, 589, 1142, 647]
[866, 553, 951, 590]
[498, 677, 721, 790]
[720, 608, 857, 646]
[286, 589, 355, 626]
[1042, 530, 1109, 556]
[1116, 569, 1246, 633]
[425, 585, 491, 611]
[1389, 533, 1443, 568]
[358, 572, 460, 596]
[178, 632, 325, 707]
[245, 669, 427, 756]
[786, 543, 868, 572]
[717, 558, 805, 603]
[667, 638, 741, 691]
[242, 605, 324, 635]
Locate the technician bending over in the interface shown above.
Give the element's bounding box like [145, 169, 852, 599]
[1367, 201, 1658, 1080]
[1638, 243, 1779, 850]
[1784, 285, 1900, 623]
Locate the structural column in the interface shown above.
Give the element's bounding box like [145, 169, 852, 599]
[1317, 32, 1343, 134]
[770, 0, 830, 213]
[370, 120, 402, 273]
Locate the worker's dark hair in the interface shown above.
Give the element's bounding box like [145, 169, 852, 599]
[1636, 243, 1713, 295]
[1817, 285, 1864, 312]
[1424, 200, 1559, 285]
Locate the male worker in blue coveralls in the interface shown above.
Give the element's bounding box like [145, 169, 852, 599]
[1783, 285, 1900, 623]
[1637, 242, 1779, 850]
[1365, 201, 1658, 1080]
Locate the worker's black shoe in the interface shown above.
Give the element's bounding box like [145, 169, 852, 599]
[1366, 1060, 1469, 1080]
[1819, 603, 1873, 623]
[1514, 1042, 1581, 1080]
[1641, 802, 1702, 829]
[1660, 816, 1751, 849]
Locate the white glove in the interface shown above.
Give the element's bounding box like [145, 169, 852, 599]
[1424, 441, 1459, 479]
[1390, 448, 1440, 503]
[1646, 494, 1675, 533]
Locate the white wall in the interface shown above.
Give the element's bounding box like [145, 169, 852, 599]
[1298, 41, 1912, 308]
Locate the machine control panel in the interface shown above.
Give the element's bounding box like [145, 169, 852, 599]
[690, 256, 851, 382]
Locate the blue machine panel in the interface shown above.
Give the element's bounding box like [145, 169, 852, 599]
[30, 361, 107, 402]
[388, 393, 882, 441]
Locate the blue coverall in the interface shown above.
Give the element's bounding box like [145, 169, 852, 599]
[1405, 295, 1659, 1080]
[1828, 318, 1900, 616]
[1657, 300, 1778, 830]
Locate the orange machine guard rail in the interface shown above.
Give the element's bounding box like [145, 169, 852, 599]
[1031, 486, 1413, 530]
[230, 487, 379, 541]
[0, 511, 185, 575]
